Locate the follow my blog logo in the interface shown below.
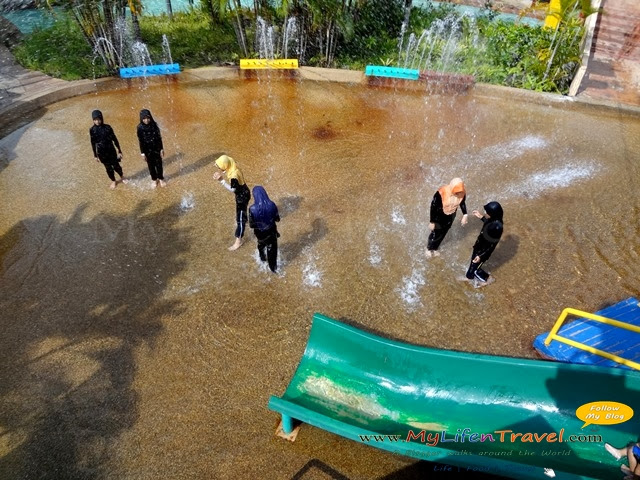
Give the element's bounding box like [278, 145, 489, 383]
[575, 401, 634, 428]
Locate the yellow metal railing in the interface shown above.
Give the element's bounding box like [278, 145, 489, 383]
[240, 59, 299, 69]
[544, 308, 640, 370]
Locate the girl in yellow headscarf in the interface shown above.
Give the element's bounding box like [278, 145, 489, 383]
[213, 155, 251, 251]
[426, 177, 468, 258]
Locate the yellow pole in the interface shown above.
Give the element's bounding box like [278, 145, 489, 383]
[551, 336, 640, 371]
[544, 309, 569, 346]
[563, 308, 640, 333]
[545, 0, 562, 29]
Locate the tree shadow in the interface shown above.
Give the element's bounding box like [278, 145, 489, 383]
[290, 459, 350, 480]
[280, 218, 328, 262]
[0, 200, 190, 478]
[276, 195, 303, 219]
[174, 152, 224, 179]
[0, 117, 44, 175]
[0, 104, 47, 140]
[127, 152, 221, 183]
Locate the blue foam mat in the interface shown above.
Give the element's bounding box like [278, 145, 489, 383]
[533, 297, 640, 369]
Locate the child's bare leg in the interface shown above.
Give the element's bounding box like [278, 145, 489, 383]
[228, 237, 244, 251]
[604, 443, 626, 460]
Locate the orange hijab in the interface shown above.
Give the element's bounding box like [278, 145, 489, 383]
[438, 178, 466, 215]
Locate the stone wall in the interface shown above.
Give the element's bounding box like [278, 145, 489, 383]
[0, 0, 36, 12]
[0, 16, 22, 47]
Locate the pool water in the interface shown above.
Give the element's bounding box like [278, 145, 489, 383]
[0, 77, 638, 478]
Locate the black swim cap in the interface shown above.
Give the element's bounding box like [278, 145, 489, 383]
[484, 201, 503, 221]
[140, 109, 152, 123]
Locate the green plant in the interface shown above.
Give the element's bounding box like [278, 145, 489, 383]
[140, 11, 239, 68]
[12, 14, 109, 79]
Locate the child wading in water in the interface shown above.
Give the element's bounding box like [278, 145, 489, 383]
[213, 155, 251, 251]
[89, 110, 126, 189]
[426, 177, 468, 257]
[248, 186, 280, 272]
[137, 109, 165, 188]
[465, 201, 503, 286]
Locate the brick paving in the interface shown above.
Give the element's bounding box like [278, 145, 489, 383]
[576, 0, 640, 105]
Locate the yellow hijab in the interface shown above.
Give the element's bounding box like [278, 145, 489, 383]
[215, 155, 246, 185]
[438, 178, 466, 215]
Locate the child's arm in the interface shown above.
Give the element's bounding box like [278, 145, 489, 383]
[430, 192, 442, 223]
[89, 128, 98, 160]
[109, 126, 123, 156]
[137, 126, 145, 157]
[157, 126, 164, 152]
[460, 195, 468, 225]
[218, 177, 235, 193]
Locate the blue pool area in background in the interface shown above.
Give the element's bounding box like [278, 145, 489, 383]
[1, 7, 59, 34]
[414, 0, 543, 27]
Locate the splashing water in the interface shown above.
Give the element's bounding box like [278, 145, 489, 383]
[399, 14, 483, 74]
[282, 17, 299, 59]
[131, 41, 153, 67]
[256, 17, 275, 59]
[93, 37, 121, 70]
[391, 207, 407, 225]
[255, 16, 300, 60]
[180, 193, 195, 212]
[302, 249, 322, 287]
[369, 241, 382, 266]
[397, 268, 426, 309]
[467, 135, 548, 165]
[503, 163, 600, 199]
[161, 34, 173, 65]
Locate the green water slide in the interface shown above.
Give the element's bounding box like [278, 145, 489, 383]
[268, 314, 640, 480]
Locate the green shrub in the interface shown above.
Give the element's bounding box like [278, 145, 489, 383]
[336, 0, 404, 65]
[479, 19, 581, 92]
[10, 3, 583, 94]
[140, 11, 239, 69]
[12, 14, 109, 80]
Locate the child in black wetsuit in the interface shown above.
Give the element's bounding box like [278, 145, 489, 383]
[137, 109, 165, 188]
[466, 201, 503, 285]
[89, 110, 126, 189]
[213, 155, 251, 251]
[249, 186, 280, 272]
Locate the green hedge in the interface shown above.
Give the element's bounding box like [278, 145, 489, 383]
[12, 16, 109, 80]
[140, 11, 239, 69]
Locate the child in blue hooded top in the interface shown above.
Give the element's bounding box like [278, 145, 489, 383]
[248, 186, 280, 273]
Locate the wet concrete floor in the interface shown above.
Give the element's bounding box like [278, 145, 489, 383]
[1, 77, 639, 479]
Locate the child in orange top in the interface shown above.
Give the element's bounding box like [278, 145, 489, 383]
[426, 178, 468, 257]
